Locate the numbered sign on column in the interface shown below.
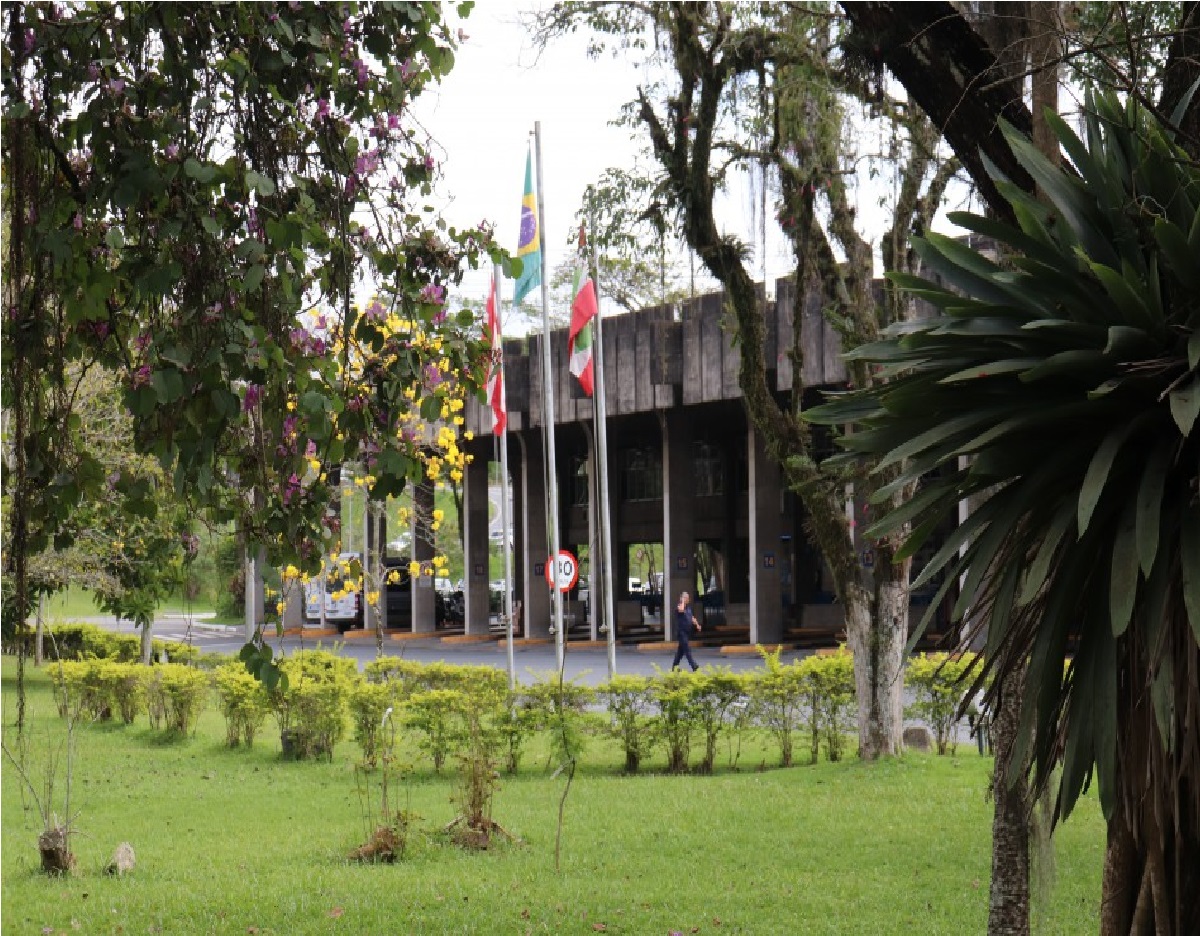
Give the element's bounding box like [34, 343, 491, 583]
[544, 550, 579, 592]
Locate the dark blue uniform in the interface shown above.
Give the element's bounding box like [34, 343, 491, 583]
[672, 604, 699, 672]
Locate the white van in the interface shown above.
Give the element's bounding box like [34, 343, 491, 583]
[304, 553, 363, 632]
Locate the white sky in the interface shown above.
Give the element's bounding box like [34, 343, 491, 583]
[413, 2, 649, 318]
[412, 3, 972, 329]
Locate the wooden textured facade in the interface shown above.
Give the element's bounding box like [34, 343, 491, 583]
[457, 277, 953, 648]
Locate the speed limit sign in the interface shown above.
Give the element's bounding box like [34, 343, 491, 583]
[545, 550, 579, 592]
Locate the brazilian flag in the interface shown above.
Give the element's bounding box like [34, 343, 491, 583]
[513, 149, 541, 306]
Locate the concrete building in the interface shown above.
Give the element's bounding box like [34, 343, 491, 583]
[457, 277, 957, 649]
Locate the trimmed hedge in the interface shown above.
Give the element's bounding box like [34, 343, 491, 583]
[43, 643, 983, 772]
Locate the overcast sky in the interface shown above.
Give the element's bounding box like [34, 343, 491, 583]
[412, 3, 972, 330]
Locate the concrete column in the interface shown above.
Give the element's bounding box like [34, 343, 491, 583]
[412, 481, 437, 633]
[661, 411, 694, 640]
[463, 447, 491, 636]
[517, 433, 551, 638]
[748, 423, 783, 644]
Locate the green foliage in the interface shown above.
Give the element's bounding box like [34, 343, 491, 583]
[348, 680, 396, 768]
[596, 674, 656, 773]
[271, 650, 354, 761]
[807, 92, 1200, 832]
[809, 650, 857, 763]
[498, 690, 541, 775]
[2, 2, 502, 579]
[2, 662, 1109, 934]
[403, 688, 461, 773]
[650, 667, 699, 774]
[11, 622, 188, 664]
[146, 664, 210, 735]
[523, 672, 594, 770]
[690, 669, 749, 774]
[751, 646, 809, 767]
[905, 653, 979, 756]
[214, 663, 271, 749]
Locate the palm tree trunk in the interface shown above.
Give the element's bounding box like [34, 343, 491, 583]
[988, 664, 1030, 935]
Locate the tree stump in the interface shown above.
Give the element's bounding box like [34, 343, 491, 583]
[38, 826, 75, 875]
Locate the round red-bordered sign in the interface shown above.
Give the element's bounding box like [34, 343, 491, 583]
[544, 550, 579, 592]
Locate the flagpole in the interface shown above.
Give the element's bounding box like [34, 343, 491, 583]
[589, 216, 618, 678]
[495, 263, 517, 691]
[533, 122, 566, 670]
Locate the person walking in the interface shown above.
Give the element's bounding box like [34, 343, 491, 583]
[671, 590, 701, 672]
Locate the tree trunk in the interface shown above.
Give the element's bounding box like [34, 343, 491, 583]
[139, 620, 153, 665]
[988, 665, 1030, 936]
[35, 593, 45, 666]
[842, 576, 907, 758]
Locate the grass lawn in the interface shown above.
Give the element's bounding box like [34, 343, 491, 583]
[2, 659, 1104, 935]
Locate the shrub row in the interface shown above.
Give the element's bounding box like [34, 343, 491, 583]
[47, 644, 983, 771]
[12, 622, 202, 665]
[48, 660, 210, 734]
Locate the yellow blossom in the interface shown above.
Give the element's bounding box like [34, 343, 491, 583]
[408, 560, 420, 576]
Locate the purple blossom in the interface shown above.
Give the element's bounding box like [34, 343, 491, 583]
[108, 78, 125, 96]
[165, 143, 179, 159]
[316, 98, 330, 120]
[243, 383, 262, 412]
[387, 113, 400, 130]
[134, 332, 152, 352]
[353, 58, 368, 88]
[363, 300, 386, 322]
[305, 439, 317, 458]
[424, 363, 442, 387]
[423, 154, 435, 172]
[419, 283, 445, 305]
[342, 17, 352, 33]
[269, 13, 279, 24]
[23, 28, 36, 53]
[400, 58, 415, 82]
[73, 213, 83, 231]
[132, 365, 151, 388]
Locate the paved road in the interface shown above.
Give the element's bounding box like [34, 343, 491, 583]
[87, 614, 803, 686]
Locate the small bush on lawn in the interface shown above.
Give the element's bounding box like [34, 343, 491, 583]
[214, 664, 270, 748]
[147, 664, 210, 735]
[751, 647, 808, 767]
[905, 652, 979, 755]
[691, 669, 748, 774]
[596, 674, 655, 774]
[650, 667, 699, 773]
[498, 689, 540, 775]
[404, 688, 462, 773]
[809, 649, 856, 762]
[523, 672, 593, 772]
[349, 680, 396, 768]
[272, 650, 354, 761]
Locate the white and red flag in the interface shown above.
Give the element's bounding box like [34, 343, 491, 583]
[485, 278, 506, 435]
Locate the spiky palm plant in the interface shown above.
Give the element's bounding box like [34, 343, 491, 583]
[810, 92, 1199, 935]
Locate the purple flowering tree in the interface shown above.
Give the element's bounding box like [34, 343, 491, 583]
[2, 2, 512, 707]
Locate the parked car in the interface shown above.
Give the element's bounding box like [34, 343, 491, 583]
[304, 553, 363, 632]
